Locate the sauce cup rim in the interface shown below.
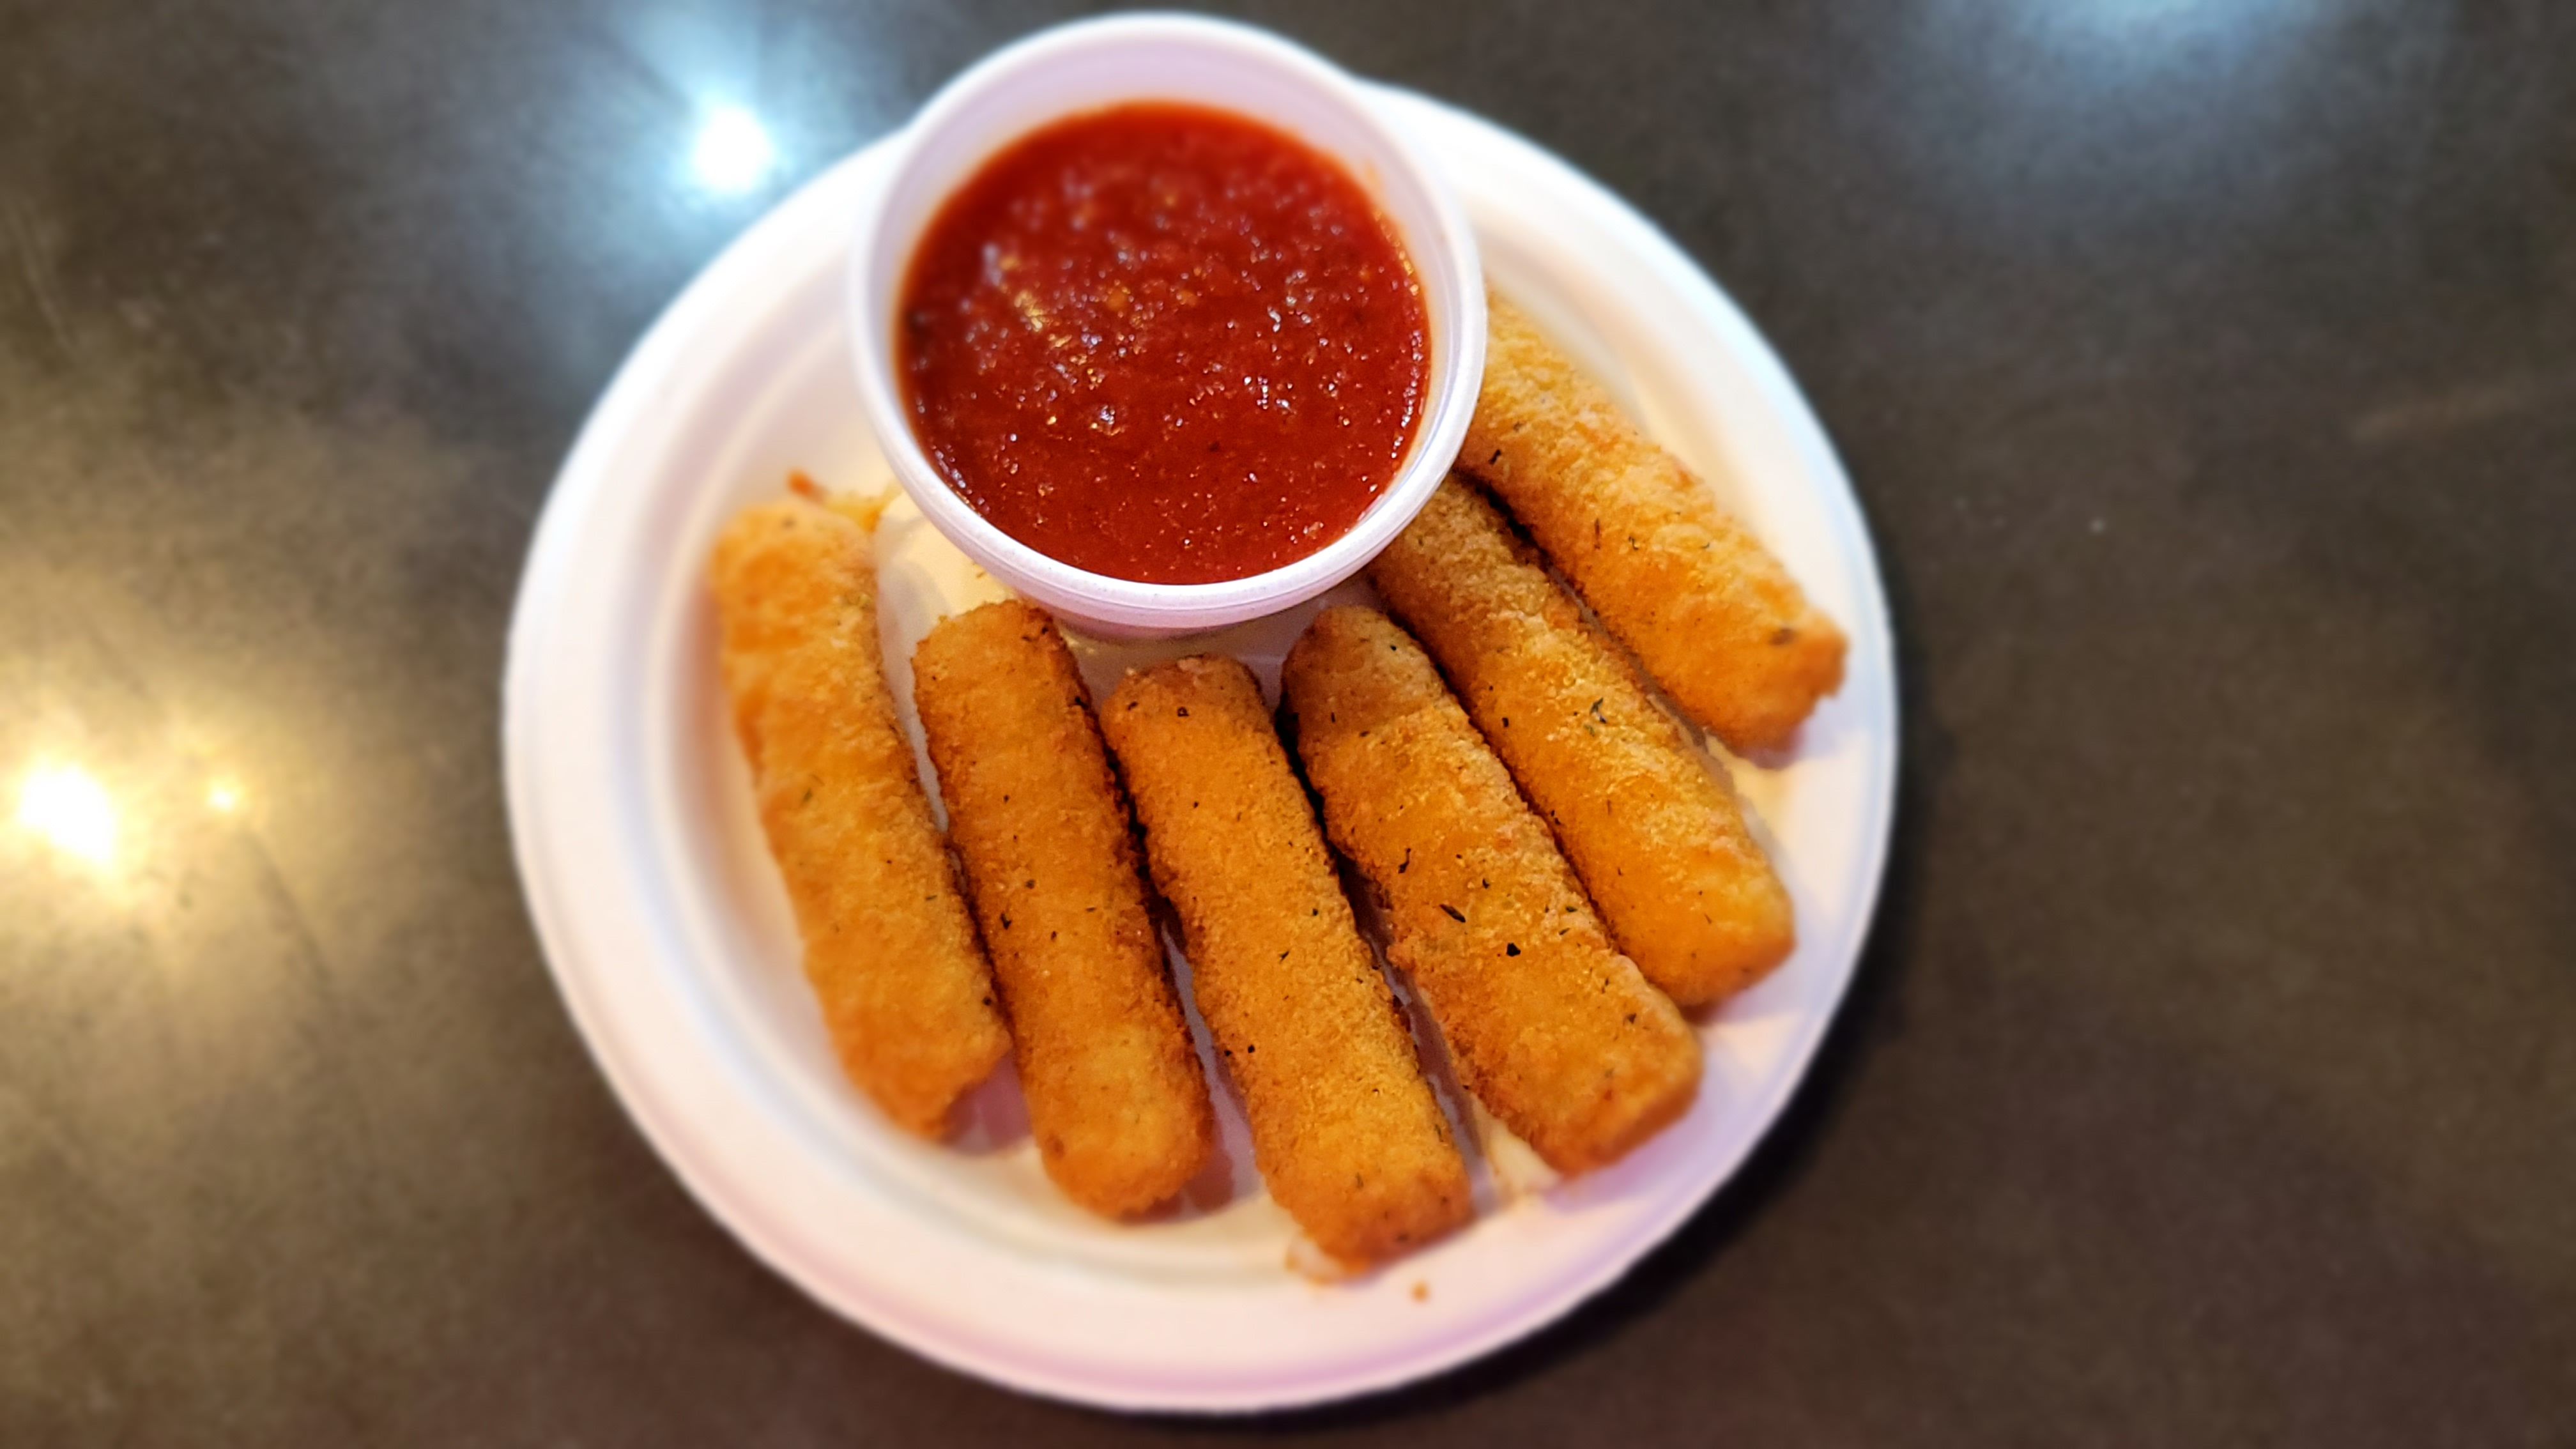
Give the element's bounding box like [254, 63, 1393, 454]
[845, 12, 1485, 637]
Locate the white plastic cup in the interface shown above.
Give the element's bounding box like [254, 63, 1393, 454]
[847, 13, 1485, 639]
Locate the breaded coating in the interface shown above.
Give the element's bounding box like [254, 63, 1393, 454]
[1101, 656, 1472, 1264]
[1459, 293, 1846, 753]
[911, 602, 1215, 1216]
[1368, 477, 1795, 1006]
[709, 497, 1009, 1137]
[1280, 608, 1702, 1175]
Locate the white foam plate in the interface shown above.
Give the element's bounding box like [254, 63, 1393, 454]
[503, 88, 1896, 1413]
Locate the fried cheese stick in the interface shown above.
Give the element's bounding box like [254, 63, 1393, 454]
[709, 497, 1009, 1137]
[1460, 294, 1846, 753]
[1281, 608, 1701, 1175]
[1367, 477, 1795, 1007]
[912, 602, 1213, 1217]
[1101, 656, 1472, 1264]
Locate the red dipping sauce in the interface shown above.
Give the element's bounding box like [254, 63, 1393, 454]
[897, 103, 1429, 585]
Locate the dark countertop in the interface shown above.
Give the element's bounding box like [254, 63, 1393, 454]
[3, 2, 2570, 1443]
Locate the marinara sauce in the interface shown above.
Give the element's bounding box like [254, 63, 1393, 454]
[898, 103, 1429, 585]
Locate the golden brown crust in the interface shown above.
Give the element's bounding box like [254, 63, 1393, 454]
[1459, 293, 1846, 753]
[1367, 477, 1795, 1006]
[707, 498, 1009, 1137]
[1101, 656, 1472, 1264]
[910, 601, 1215, 1217]
[1280, 608, 1701, 1175]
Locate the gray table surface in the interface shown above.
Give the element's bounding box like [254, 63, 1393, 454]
[4, 1, 2571, 1443]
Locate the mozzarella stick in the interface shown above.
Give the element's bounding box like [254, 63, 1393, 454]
[708, 496, 1009, 1137]
[1460, 293, 1846, 753]
[912, 602, 1213, 1217]
[1281, 608, 1701, 1175]
[1101, 657, 1472, 1264]
[1367, 477, 1794, 1006]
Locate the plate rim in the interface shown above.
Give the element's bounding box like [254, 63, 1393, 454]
[503, 83, 1898, 1413]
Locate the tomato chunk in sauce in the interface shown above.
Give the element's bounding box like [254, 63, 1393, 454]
[898, 103, 1429, 585]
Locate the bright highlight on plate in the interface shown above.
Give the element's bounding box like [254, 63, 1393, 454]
[207, 781, 243, 815]
[691, 105, 778, 195]
[17, 762, 117, 866]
